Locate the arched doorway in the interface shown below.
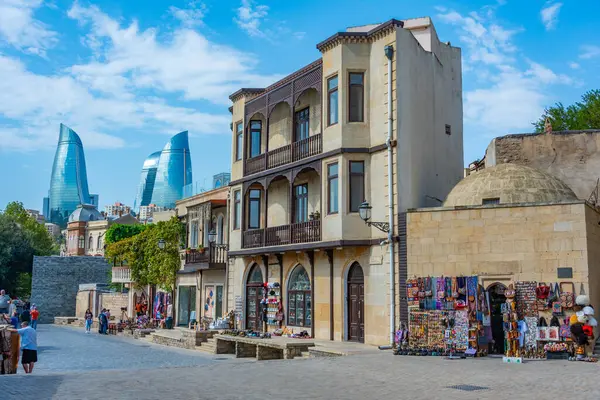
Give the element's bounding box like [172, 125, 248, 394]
[246, 264, 264, 330]
[488, 283, 507, 354]
[287, 265, 312, 327]
[347, 262, 364, 343]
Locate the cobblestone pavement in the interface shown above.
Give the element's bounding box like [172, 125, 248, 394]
[1, 325, 600, 400]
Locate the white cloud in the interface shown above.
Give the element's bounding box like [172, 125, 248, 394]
[437, 5, 573, 137]
[0, 2, 282, 151]
[569, 62, 580, 69]
[169, 1, 207, 28]
[580, 45, 600, 59]
[235, 0, 269, 37]
[540, 2, 562, 31]
[0, 0, 57, 56]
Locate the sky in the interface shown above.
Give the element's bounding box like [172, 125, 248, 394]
[1, 0, 599, 212]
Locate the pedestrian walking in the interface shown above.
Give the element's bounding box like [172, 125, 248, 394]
[30, 306, 40, 330]
[99, 309, 108, 334]
[9, 321, 38, 374]
[0, 289, 10, 315]
[85, 309, 93, 333]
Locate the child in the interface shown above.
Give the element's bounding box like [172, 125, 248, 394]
[30, 306, 40, 330]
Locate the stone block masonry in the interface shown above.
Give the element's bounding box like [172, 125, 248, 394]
[31, 256, 110, 323]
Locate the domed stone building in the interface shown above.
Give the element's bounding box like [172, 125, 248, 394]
[65, 204, 104, 256]
[405, 163, 600, 344]
[444, 164, 578, 207]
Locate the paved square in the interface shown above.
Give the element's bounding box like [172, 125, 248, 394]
[1, 325, 599, 400]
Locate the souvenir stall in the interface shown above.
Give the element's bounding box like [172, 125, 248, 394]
[396, 276, 490, 357]
[501, 282, 597, 363]
[153, 291, 173, 329]
[0, 325, 18, 374]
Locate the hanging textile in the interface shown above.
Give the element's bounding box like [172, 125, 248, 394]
[524, 316, 538, 349]
[406, 278, 419, 308]
[436, 278, 445, 310]
[515, 281, 537, 318]
[466, 276, 478, 320]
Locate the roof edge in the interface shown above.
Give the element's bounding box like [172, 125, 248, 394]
[316, 19, 404, 52]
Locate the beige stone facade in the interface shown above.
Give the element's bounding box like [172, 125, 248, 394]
[174, 187, 229, 327]
[407, 201, 600, 332]
[226, 18, 463, 345]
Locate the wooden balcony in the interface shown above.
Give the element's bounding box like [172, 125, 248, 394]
[242, 220, 321, 249]
[112, 267, 132, 283]
[185, 244, 228, 266]
[244, 133, 322, 176]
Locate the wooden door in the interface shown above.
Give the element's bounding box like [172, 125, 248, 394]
[246, 285, 263, 330]
[347, 263, 365, 343]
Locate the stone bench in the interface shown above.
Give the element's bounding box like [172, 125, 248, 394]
[214, 335, 314, 360]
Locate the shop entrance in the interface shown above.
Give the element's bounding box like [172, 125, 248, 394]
[177, 286, 196, 326]
[488, 283, 507, 354]
[246, 264, 264, 331]
[347, 262, 364, 343]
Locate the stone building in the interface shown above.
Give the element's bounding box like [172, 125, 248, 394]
[173, 186, 229, 327]
[227, 17, 463, 345]
[407, 163, 600, 339]
[484, 129, 600, 201]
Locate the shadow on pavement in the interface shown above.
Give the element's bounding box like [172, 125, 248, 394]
[0, 374, 64, 400]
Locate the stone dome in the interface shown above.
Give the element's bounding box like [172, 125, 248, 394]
[68, 204, 102, 223]
[444, 163, 578, 207]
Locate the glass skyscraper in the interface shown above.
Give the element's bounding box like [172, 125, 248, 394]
[152, 131, 192, 208]
[45, 124, 95, 228]
[133, 151, 161, 213]
[133, 131, 192, 210]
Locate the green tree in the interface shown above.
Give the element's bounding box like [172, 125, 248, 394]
[105, 216, 183, 291]
[534, 89, 600, 132]
[0, 202, 58, 297]
[104, 223, 146, 245]
[0, 213, 35, 296]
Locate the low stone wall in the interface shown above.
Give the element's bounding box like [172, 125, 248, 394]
[100, 293, 128, 313]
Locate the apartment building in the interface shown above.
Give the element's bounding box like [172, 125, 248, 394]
[174, 186, 229, 327]
[104, 202, 132, 218]
[227, 17, 463, 345]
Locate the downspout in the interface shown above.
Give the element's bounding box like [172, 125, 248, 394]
[384, 44, 396, 347]
[224, 190, 231, 314]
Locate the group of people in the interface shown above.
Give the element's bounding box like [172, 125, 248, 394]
[1, 289, 38, 374]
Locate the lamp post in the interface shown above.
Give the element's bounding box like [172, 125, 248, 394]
[358, 201, 390, 233]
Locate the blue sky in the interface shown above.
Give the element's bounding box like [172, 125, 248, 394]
[1, 0, 599, 212]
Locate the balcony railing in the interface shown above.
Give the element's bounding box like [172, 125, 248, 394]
[244, 133, 322, 176]
[112, 267, 132, 283]
[185, 243, 228, 265]
[242, 220, 321, 249]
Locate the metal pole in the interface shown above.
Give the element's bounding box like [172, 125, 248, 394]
[385, 45, 396, 346]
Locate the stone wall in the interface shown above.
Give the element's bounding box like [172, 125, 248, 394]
[31, 256, 110, 323]
[407, 202, 592, 290]
[486, 131, 600, 201]
[100, 293, 128, 314]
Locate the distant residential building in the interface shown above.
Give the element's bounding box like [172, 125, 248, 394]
[26, 209, 45, 224]
[138, 204, 167, 221]
[104, 202, 131, 218]
[45, 223, 61, 237]
[150, 209, 176, 223]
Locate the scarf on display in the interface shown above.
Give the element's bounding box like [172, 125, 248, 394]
[467, 276, 478, 319]
[456, 277, 467, 302]
[436, 278, 445, 310]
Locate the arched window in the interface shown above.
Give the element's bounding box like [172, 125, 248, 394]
[97, 235, 103, 250]
[287, 265, 311, 327]
[88, 236, 94, 251]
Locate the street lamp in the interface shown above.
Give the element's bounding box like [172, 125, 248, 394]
[208, 229, 217, 244]
[158, 239, 165, 249]
[359, 201, 390, 233]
